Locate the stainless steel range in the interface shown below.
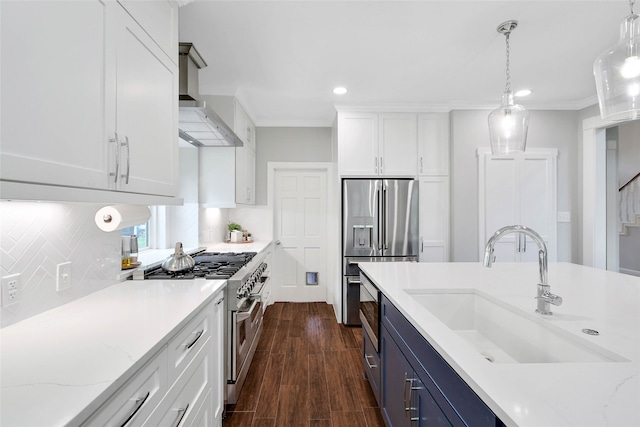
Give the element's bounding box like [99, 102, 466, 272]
[134, 246, 272, 406]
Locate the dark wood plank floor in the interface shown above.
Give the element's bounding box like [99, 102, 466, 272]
[224, 302, 386, 427]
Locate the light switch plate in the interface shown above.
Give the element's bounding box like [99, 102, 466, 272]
[56, 262, 72, 291]
[557, 212, 571, 223]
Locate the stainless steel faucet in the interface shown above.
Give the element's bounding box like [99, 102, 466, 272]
[483, 225, 562, 315]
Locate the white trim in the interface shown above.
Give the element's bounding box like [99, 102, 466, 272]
[619, 267, 640, 277]
[267, 161, 339, 320]
[582, 114, 617, 268]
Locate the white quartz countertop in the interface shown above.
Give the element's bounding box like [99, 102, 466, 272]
[358, 262, 640, 427]
[0, 278, 226, 427]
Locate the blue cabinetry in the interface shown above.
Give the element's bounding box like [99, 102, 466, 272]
[363, 328, 382, 405]
[380, 294, 504, 427]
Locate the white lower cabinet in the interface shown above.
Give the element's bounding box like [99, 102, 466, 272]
[83, 350, 168, 427]
[143, 338, 211, 427]
[191, 389, 215, 427]
[81, 291, 225, 427]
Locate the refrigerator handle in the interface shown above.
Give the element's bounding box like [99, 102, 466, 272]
[382, 183, 388, 250]
[377, 184, 383, 251]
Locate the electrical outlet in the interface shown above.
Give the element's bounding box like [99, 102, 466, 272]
[557, 212, 571, 223]
[56, 262, 72, 292]
[2, 274, 21, 307]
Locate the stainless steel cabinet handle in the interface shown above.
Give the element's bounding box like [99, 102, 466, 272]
[380, 157, 384, 174]
[374, 157, 378, 174]
[171, 403, 189, 427]
[117, 391, 150, 427]
[420, 157, 423, 174]
[276, 240, 281, 245]
[420, 237, 424, 253]
[122, 136, 131, 184]
[109, 133, 120, 184]
[185, 329, 204, 350]
[405, 377, 415, 413]
[364, 354, 377, 369]
[403, 372, 408, 415]
[409, 384, 423, 425]
[215, 297, 224, 306]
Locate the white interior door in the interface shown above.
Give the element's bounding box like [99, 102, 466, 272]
[273, 169, 328, 302]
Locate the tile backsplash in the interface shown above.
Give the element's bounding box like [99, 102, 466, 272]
[1, 201, 274, 327]
[0, 201, 121, 327]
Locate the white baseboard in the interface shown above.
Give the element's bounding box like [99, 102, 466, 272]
[619, 267, 640, 277]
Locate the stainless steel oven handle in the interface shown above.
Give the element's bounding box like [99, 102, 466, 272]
[236, 298, 259, 321]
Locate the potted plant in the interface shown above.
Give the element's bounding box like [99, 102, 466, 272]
[227, 221, 243, 242]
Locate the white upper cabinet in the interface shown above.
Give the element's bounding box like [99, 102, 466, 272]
[203, 95, 256, 206]
[199, 148, 236, 208]
[417, 113, 449, 176]
[117, 0, 178, 64]
[338, 112, 417, 177]
[113, 4, 178, 196]
[0, 0, 179, 200]
[236, 146, 255, 205]
[1, 1, 113, 191]
[205, 95, 256, 150]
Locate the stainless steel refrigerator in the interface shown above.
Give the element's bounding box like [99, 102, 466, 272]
[342, 178, 419, 325]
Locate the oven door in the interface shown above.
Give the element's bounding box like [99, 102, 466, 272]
[359, 272, 379, 352]
[232, 297, 262, 380]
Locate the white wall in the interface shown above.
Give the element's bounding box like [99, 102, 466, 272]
[450, 110, 580, 262]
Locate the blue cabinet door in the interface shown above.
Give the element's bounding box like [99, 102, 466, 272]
[413, 376, 453, 427]
[381, 324, 412, 426]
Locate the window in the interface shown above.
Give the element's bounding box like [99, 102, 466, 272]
[121, 206, 158, 251]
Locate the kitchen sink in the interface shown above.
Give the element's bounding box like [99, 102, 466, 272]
[405, 289, 627, 364]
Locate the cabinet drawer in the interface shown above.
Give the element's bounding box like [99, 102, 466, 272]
[83, 349, 168, 427]
[144, 338, 211, 427]
[362, 329, 381, 406]
[167, 303, 212, 384]
[190, 389, 217, 427]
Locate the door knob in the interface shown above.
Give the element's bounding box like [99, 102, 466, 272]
[276, 240, 281, 245]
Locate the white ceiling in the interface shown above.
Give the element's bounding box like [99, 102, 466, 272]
[178, 0, 631, 127]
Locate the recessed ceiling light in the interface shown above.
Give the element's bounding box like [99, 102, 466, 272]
[333, 87, 347, 95]
[515, 89, 532, 97]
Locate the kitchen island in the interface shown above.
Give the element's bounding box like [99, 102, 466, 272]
[358, 261, 640, 426]
[0, 278, 226, 426]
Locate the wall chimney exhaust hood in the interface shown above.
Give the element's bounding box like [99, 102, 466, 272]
[178, 43, 243, 147]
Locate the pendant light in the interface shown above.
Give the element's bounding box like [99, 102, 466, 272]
[594, 0, 640, 121]
[488, 20, 529, 155]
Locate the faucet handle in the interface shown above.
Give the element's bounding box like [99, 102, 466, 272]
[537, 292, 563, 306]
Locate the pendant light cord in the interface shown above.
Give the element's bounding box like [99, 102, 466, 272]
[504, 31, 511, 93]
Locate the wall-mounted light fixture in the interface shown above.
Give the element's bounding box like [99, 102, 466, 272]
[488, 20, 529, 155]
[594, 0, 640, 121]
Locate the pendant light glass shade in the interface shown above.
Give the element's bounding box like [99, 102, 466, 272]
[488, 91, 530, 155]
[488, 20, 529, 156]
[594, 5, 640, 121]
